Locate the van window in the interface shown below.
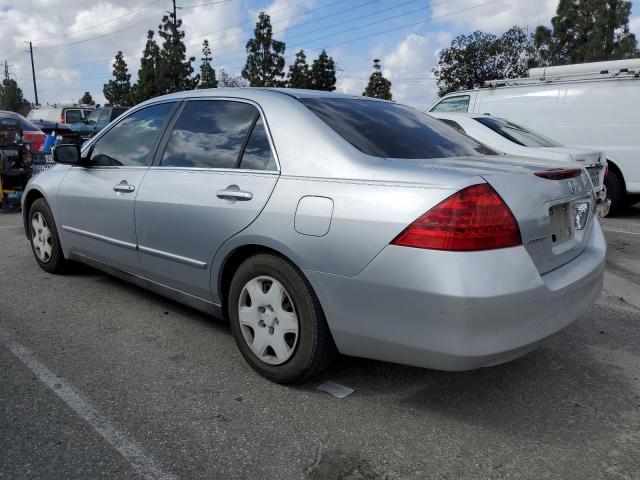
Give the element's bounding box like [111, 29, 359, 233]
[161, 100, 257, 169]
[65, 109, 84, 124]
[430, 95, 470, 112]
[301, 97, 496, 159]
[474, 116, 562, 147]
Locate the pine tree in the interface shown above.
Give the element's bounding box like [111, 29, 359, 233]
[310, 49, 337, 91]
[198, 40, 218, 89]
[535, 0, 639, 65]
[287, 50, 311, 88]
[79, 91, 95, 105]
[242, 12, 286, 87]
[0, 79, 29, 114]
[362, 59, 392, 100]
[158, 11, 198, 92]
[132, 30, 164, 103]
[103, 51, 132, 106]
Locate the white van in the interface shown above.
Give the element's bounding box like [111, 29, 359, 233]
[429, 59, 640, 213]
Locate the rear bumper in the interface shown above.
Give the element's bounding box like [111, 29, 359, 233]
[305, 218, 605, 371]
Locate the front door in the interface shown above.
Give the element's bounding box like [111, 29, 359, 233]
[58, 101, 177, 274]
[135, 99, 279, 301]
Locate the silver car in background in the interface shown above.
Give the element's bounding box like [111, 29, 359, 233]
[22, 89, 605, 383]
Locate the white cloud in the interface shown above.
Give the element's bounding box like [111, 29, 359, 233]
[631, 15, 640, 39]
[336, 32, 451, 109]
[431, 0, 557, 33]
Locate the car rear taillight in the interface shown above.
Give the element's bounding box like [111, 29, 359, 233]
[534, 168, 581, 180]
[391, 183, 522, 251]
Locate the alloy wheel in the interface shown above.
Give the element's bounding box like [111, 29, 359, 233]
[31, 212, 53, 263]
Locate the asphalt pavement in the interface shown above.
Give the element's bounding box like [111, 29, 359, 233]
[1, 205, 639, 480]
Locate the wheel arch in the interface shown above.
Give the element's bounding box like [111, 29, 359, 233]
[22, 188, 46, 239]
[606, 158, 627, 192]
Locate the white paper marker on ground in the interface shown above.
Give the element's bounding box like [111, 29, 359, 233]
[316, 381, 354, 399]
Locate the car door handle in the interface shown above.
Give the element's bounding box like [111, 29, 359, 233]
[113, 181, 135, 193]
[217, 185, 253, 201]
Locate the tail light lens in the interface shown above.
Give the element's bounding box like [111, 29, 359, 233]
[391, 183, 521, 251]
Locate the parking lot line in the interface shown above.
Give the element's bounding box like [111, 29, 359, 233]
[602, 227, 640, 236]
[0, 329, 177, 480]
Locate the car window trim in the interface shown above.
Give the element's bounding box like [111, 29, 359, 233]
[235, 113, 259, 169]
[79, 99, 181, 169]
[151, 96, 280, 173]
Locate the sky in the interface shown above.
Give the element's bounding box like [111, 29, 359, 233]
[0, 0, 639, 110]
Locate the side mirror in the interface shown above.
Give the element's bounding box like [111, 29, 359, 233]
[52, 144, 81, 165]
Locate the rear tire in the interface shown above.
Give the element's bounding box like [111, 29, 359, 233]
[228, 253, 337, 383]
[604, 168, 625, 215]
[29, 198, 66, 274]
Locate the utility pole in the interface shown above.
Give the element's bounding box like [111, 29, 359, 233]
[172, 0, 178, 91]
[28, 42, 39, 106]
[3, 61, 9, 82]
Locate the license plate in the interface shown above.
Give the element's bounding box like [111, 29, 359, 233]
[572, 202, 590, 230]
[45, 154, 55, 164]
[589, 171, 599, 186]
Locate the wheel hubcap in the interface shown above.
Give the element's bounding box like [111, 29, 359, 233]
[31, 212, 52, 264]
[238, 276, 299, 365]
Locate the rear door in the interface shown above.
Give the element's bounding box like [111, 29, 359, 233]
[58, 101, 178, 274]
[134, 98, 279, 301]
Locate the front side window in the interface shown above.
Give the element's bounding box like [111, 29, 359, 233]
[98, 109, 111, 123]
[65, 109, 84, 124]
[430, 95, 470, 113]
[474, 117, 561, 147]
[301, 98, 496, 159]
[161, 100, 257, 169]
[89, 102, 175, 167]
[86, 110, 100, 125]
[239, 117, 276, 171]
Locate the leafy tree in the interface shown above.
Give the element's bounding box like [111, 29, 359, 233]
[198, 39, 218, 89]
[310, 49, 337, 91]
[79, 92, 95, 105]
[242, 12, 286, 87]
[218, 69, 247, 87]
[362, 59, 392, 100]
[0, 79, 30, 114]
[131, 30, 164, 103]
[535, 0, 639, 65]
[433, 31, 500, 96]
[287, 50, 311, 88]
[495, 26, 542, 77]
[103, 51, 132, 106]
[158, 12, 198, 92]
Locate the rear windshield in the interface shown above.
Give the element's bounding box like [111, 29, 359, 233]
[474, 116, 562, 148]
[27, 108, 60, 122]
[300, 98, 496, 159]
[1, 113, 40, 132]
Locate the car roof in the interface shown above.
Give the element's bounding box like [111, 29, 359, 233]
[138, 87, 388, 105]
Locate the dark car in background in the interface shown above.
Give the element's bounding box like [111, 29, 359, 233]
[69, 106, 129, 140]
[0, 111, 46, 152]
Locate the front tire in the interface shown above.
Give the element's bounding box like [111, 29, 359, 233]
[228, 253, 336, 383]
[604, 168, 625, 215]
[29, 198, 66, 273]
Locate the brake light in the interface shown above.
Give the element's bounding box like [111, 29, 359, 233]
[534, 168, 581, 180]
[391, 183, 521, 251]
[59, 113, 65, 123]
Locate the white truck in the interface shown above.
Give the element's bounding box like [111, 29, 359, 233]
[429, 59, 640, 214]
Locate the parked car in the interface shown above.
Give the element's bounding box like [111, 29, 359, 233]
[28, 120, 83, 147]
[69, 106, 129, 140]
[22, 89, 605, 383]
[429, 112, 609, 216]
[27, 105, 94, 125]
[428, 58, 640, 214]
[0, 110, 46, 152]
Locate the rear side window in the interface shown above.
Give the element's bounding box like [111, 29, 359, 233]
[430, 95, 470, 112]
[239, 117, 276, 171]
[475, 116, 561, 147]
[90, 102, 175, 167]
[301, 98, 496, 159]
[161, 100, 257, 169]
[65, 109, 84, 124]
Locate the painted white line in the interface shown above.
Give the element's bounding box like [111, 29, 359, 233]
[602, 227, 640, 236]
[0, 225, 21, 229]
[0, 330, 177, 480]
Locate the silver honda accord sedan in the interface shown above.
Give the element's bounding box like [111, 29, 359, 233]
[22, 88, 605, 383]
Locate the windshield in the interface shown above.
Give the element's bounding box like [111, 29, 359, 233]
[474, 116, 562, 148]
[300, 98, 496, 159]
[87, 110, 100, 124]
